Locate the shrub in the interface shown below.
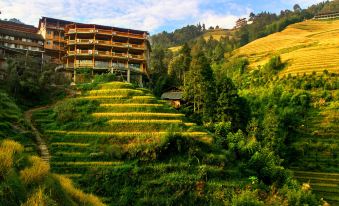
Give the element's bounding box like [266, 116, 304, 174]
[54, 98, 99, 125]
[231, 190, 264, 206]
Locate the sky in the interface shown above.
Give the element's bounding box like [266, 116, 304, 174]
[0, 0, 326, 34]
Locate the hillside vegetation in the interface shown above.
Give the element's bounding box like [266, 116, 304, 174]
[32, 81, 318, 205]
[233, 19, 339, 76]
[0, 91, 105, 206]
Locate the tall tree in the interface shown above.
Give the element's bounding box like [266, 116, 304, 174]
[184, 51, 216, 122]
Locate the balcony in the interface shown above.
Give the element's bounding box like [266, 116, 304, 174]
[67, 28, 98, 34]
[97, 40, 111, 46]
[75, 63, 94, 68]
[97, 51, 111, 57]
[112, 42, 129, 48]
[112, 52, 128, 59]
[97, 29, 112, 35]
[115, 31, 145, 39]
[129, 54, 144, 60]
[129, 43, 145, 50]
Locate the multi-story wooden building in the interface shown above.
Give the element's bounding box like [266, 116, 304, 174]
[37, 17, 150, 83]
[0, 20, 44, 79]
[64, 23, 150, 83]
[0, 20, 44, 55]
[38, 17, 73, 64]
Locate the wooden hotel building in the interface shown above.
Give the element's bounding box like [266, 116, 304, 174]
[37, 17, 150, 83]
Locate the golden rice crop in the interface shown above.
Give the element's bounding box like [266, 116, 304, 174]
[184, 122, 196, 126]
[132, 96, 154, 99]
[232, 19, 339, 75]
[100, 103, 163, 107]
[1, 139, 24, 154]
[80, 95, 126, 99]
[0, 140, 24, 177]
[46, 130, 208, 137]
[0, 150, 13, 177]
[93, 112, 184, 117]
[20, 156, 50, 184]
[54, 152, 83, 156]
[21, 187, 46, 206]
[89, 89, 143, 95]
[51, 142, 90, 147]
[108, 119, 182, 124]
[55, 174, 106, 206]
[52, 161, 122, 166]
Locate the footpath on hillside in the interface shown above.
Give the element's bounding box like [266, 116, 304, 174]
[24, 106, 51, 162]
[23, 87, 76, 162]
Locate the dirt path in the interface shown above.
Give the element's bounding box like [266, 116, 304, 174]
[24, 106, 51, 162]
[23, 87, 77, 162]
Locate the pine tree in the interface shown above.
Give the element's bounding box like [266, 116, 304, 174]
[184, 51, 216, 122]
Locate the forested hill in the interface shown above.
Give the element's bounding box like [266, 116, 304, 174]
[150, 0, 337, 49]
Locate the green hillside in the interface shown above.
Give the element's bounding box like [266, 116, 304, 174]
[31, 81, 317, 205]
[291, 90, 339, 205]
[0, 91, 105, 206]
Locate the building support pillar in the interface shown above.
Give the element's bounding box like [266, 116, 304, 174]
[127, 67, 130, 83]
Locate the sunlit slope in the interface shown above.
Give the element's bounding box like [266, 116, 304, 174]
[33, 82, 238, 204]
[233, 19, 339, 76]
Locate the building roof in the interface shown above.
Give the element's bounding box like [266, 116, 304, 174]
[0, 20, 39, 34]
[161, 92, 183, 100]
[0, 27, 44, 41]
[39, 16, 149, 35]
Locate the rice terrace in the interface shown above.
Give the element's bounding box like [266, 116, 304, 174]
[0, 0, 339, 205]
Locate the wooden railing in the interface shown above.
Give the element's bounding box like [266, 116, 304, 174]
[129, 54, 144, 59]
[97, 40, 111, 45]
[129, 43, 144, 49]
[112, 42, 128, 47]
[97, 29, 112, 35]
[75, 63, 93, 67]
[97, 51, 111, 56]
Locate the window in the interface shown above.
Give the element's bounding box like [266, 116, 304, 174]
[22, 38, 27, 42]
[27, 39, 32, 43]
[47, 30, 53, 35]
[46, 40, 52, 45]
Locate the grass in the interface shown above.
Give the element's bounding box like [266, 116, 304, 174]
[233, 19, 339, 76]
[31, 81, 251, 204]
[20, 156, 50, 184]
[54, 174, 106, 206]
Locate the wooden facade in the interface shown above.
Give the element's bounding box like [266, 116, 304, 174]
[64, 23, 150, 83]
[0, 20, 44, 55]
[38, 17, 150, 83]
[38, 17, 73, 64]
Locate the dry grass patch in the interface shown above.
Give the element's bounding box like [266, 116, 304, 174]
[93, 112, 184, 118]
[52, 161, 122, 166]
[50, 142, 90, 147]
[0, 140, 24, 177]
[20, 156, 50, 184]
[55, 174, 106, 206]
[100, 103, 163, 107]
[107, 119, 182, 124]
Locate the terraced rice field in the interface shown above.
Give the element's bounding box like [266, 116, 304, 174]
[293, 171, 339, 205]
[233, 19, 339, 76]
[32, 81, 214, 182]
[291, 99, 339, 205]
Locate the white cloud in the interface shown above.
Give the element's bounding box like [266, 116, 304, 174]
[0, 0, 251, 32]
[281, 0, 327, 8]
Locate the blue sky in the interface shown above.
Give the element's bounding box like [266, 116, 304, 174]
[0, 0, 325, 34]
